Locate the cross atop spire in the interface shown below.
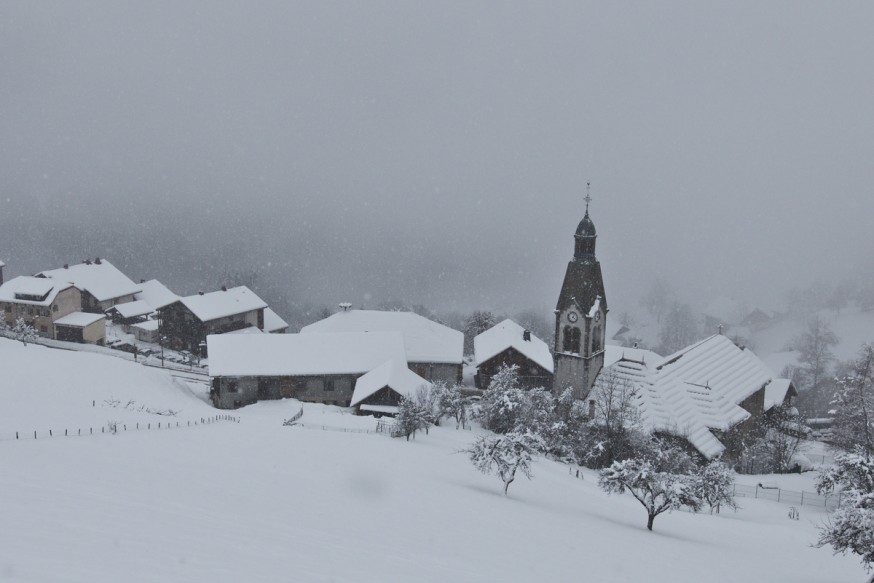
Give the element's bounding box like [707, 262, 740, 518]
[584, 181, 592, 215]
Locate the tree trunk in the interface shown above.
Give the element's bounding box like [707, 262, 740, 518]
[647, 513, 655, 531]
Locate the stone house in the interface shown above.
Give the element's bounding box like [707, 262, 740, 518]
[207, 331, 408, 409]
[0, 276, 82, 337]
[158, 286, 268, 355]
[300, 309, 463, 384]
[473, 319, 554, 390]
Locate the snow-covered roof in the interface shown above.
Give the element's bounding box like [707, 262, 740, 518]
[107, 300, 154, 319]
[225, 326, 263, 335]
[300, 310, 463, 364]
[131, 320, 160, 332]
[764, 378, 795, 411]
[0, 276, 75, 306]
[359, 404, 399, 414]
[177, 286, 268, 323]
[263, 308, 289, 333]
[133, 279, 179, 311]
[208, 331, 407, 377]
[54, 312, 105, 327]
[350, 360, 431, 407]
[473, 319, 553, 373]
[603, 344, 662, 368]
[37, 259, 140, 302]
[595, 334, 775, 460]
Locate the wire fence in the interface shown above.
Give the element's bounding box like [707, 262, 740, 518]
[0, 414, 239, 444]
[733, 482, 841, 510]
[293, 422, 378, 435]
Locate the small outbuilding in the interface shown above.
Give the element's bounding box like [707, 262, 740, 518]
[54, 312, 106, 345]
[349, 360, 432, 417]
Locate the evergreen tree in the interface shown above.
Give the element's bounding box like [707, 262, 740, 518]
[12, 317, 37, 346]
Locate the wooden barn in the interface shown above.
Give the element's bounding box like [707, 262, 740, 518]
[473, 319, 554, 390]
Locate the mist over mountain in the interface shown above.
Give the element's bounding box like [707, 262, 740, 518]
[2, 2, 873, 325]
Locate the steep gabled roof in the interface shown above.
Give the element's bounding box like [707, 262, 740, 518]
[37, 259, 140, 302]
[177, 286, 267, 323]
[474, 319, 553, 373]
[555, 259, 606, 315]
[350, 360, 431, 407]
[207, 331, 407, 377]
[301, 310, 463, 364]
[0, 276, 76, 307]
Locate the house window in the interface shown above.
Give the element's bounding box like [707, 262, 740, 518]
[40, 325, 47, 333]
[52, 304, 59, 312]
[325, 379, 335, 392]
[3, 305, 10, 313]
[226, 381, 239, 394]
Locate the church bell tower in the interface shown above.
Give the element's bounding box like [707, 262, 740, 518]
[553, 185, 608, 400]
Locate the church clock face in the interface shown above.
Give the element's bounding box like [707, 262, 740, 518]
[567, 311, 578, 323]
[594, 311, 601, 322]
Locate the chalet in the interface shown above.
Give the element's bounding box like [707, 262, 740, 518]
[207, 331, 407, 409]
[36, 258, 141, 313]
[591, 334, 791, 460]
[473, 319, 554, 390]
[300, 309, 463, 384]
[349, 360, 432, 417]
[54, 312, 106, 345]
[0, 276, 82, 338]
[158, 286, 268, 355]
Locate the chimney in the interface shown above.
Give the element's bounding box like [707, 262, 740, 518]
[64, 264, 69, 269]
[198, 291, 204, 296]
[523, 329, 531, 342]
[140, 279, 145, 283]
[94, 257, 101, 265]
[338, 302, 352, 312]
[221, 285, 228, 292]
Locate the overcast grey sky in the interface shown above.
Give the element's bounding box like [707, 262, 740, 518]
[1, 1, 872, 318]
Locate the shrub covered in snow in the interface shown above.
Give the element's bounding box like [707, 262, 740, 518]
[465, 430, 544, 495]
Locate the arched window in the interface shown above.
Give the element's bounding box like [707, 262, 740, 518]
[592, 326, 602, 352]
[563, 326, 581, 353]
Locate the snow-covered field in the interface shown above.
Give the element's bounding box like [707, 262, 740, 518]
[0, 338, 866, 582]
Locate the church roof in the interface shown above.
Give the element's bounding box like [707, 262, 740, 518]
[555, 259, 607, 314]
[593, 334, 775, 460]
[575, 212, 596, 237]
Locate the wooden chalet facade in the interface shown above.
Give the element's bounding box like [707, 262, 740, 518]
[158, 286, 268, 355]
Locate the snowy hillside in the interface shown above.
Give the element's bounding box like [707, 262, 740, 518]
[0, 338, 865, 582]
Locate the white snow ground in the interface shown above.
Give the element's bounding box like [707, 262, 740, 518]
[0, 337, 866, 582]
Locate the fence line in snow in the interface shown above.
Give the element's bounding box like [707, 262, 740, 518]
[293, 422, 378, 435]
[732, 482, 841, 510]
[0, 414, 239, 444]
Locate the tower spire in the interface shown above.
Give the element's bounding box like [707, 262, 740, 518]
[584, 181, 592, 215]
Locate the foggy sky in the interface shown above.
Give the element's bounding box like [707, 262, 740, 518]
[2, 2, 873, 321]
